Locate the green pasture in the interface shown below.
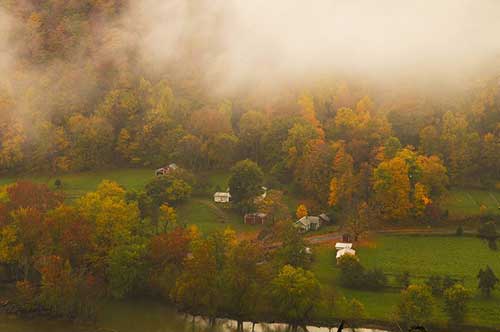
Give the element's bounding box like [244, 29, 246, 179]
[312, 235, 500, 328]
[442, 189, 500, 217]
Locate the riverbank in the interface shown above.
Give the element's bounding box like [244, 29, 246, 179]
[2, 297, 500, 332]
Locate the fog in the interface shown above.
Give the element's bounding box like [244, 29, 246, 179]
[2, 1, 500, 97]
[0, 8, 14, 83]
[125, 0, 500, 93]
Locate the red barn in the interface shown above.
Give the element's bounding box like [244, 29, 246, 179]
[244, 213, 268, 225]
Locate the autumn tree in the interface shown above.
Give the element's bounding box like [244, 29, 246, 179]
[149, 226, 199, 299]
[239, 111, 269, 163]
[171, 238, 220, 322]
[373, 156, 412, 222]
[296, 204, 308, 219]
[257, 190, 290, 223]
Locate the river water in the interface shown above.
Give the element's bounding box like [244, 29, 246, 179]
[0, 299, 391, 332]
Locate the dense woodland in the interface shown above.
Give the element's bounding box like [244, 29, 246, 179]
[1, 1, 500, 330]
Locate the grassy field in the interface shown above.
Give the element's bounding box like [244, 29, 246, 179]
[0, 168, 155, 199]
[442, 188, 500, 217]
[0, 168, 262, 234]
[312, 235, 500, 328]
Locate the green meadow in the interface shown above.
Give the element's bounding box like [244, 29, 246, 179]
[312, 235, 500, 328]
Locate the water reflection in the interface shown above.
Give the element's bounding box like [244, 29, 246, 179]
[0, 299, 389, 332]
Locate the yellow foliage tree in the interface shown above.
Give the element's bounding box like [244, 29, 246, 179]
[159, 203, 177, 233]
[414, 183, 432, 217]
[296, 204, 308, 219]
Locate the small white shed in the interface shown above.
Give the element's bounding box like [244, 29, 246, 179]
[335, 242, 353, 250]
[214, 192, 231, 203]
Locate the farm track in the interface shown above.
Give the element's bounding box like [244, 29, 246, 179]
[192, 198, 229, 224]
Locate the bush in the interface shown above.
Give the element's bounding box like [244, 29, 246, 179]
[397, 284, 435, 328]
[15, 280, 38, 311]
[397, 271, 411, 289]
[364, 268, 388, 290]
[478, 221, 498, 250]
[338, 255, 365, 289]
[456, 225, 463, 236]
[426, 275, 443, 296]
[338, 255, 387, 290]
[444, 284, 471, 324]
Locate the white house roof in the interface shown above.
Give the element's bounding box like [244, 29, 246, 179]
[296, 216, 320, 227]
[319, 213, 330, 222]
[336, 248, 356, 259]
[214, 192, 231, 198]
[335, 242, 353, 250]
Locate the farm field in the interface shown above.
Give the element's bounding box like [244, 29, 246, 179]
[442, 188, 500, 217]
[312, 235, 500, 328]
[0, 168, 155, 200]
[0, 169, 264, 234]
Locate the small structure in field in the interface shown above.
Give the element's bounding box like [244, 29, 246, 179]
[155, 163, 178, 177]
[295, 216, 322, 233]
[318, 213, 331, 223]
[214, 192, 231, 203]
[342, 233, 352, 242]
[244, 213, 268, 225]
[254, 186, 269, 204]
[335, 242, 353, 250]
[336, 248, 356, 261]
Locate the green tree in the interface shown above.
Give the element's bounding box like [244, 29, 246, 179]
[477, 266, 499, 297]
[171, 238, 220, 322]
[276, 226, 310, 268]
[228, 159, 264, 209]
[222, 241, 263, 331]
[107, 243, 148, 299]
[337, 255, 365, 289]
[270, 265, 321, 331]
[397, 284, 435, 328]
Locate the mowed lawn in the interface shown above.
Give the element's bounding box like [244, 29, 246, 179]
[442, 188, 500, 217]
[312, 235, 500, 328]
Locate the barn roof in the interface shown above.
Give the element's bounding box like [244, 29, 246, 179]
[214, 192, 231, 198]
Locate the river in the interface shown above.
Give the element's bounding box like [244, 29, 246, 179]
[0, 299, 391, 332]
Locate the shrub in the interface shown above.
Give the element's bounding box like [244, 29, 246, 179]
[15, 280, 38, 311]
[338, 255, 387, 290]
[338, 255, 365, 289]
[397, 271, 411, 289]
[443, 275, 458, 291]
[364, 268, 388, 290]
[426, 275, 443, 296]
[478, 221, 498, 250]
[444, 284, 471, 324]
[477, 265, 499, 297]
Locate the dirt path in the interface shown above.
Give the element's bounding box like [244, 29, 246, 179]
[193, 199, 229, 224]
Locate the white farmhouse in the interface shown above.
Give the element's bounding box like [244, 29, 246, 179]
[214, 192, 231, 203]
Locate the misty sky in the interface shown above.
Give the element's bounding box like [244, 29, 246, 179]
[125, 0, 500, 90]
